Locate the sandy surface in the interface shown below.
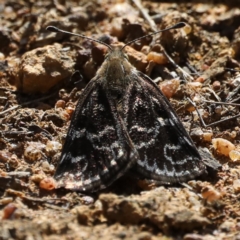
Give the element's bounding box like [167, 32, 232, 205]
[0, 0, 240, 239]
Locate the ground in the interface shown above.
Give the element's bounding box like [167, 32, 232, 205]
[0, 0, 240, 239]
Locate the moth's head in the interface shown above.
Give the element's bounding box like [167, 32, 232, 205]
[104, 46, 129, 62]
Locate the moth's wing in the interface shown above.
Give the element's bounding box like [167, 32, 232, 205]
[55, 79, 139, 192]
[124, 72, 206, 183]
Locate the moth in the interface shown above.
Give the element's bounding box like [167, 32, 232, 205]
[47, 22, 206, 192]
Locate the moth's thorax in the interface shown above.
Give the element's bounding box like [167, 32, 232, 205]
[98, 48, 134, 92]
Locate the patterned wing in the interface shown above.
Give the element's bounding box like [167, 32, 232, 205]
[55, 79, 139, 192]
[124, 72, 206, 184]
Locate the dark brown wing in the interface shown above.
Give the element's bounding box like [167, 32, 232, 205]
[55, 79, 139, 192]
[123, 72, 206, 184]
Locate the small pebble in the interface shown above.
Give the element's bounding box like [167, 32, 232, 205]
[202, 132, 213, 142]
[65, 106, 75, 117]
[24, 142, 46, 161]
[194, 75, 206, 83]
[229, 150, 240, 162]
[2, 203, 17, 220]
[212, 81, 221, 91]
[201, 185, 222, 202]
[30, 174, 45, 183]
[46, 140, 62, 153]
[58, 110, 70, 121]
[182, 23, 192, 34]
[147, 51, 168, 64]
[55, 100, 66, 109]
[0, 150, 11, 163]
[212, 138, 235, 157]
[187, 82, 202, 89]
[39, 177, 56, 190]
[160, 79, 180, 99]
[0, 197, 13, 205]
[233, 179, 240, 193]
[41, 160, 55, 173]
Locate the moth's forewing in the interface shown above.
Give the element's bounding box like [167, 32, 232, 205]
[55, 78, 139, 191]
[123, 71, 206, 183]
[55, 46, 206, 192]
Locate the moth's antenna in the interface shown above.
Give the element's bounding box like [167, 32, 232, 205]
[121, 22, 186, 51]
[46, 26, 113, 50]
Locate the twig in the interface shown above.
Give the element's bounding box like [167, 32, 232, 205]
[224, 68, 240, 72]
[230, 96, 240, 103]
[0, 92, 57, 117]
[162, 48, 194, 81]
[202, 100, 240, 107]
[0, 105, 19, 116]
[131, 0, 158, 31]
[7, 172, 31, 178]
[203, 87, 221, 102]
[23, 196, 68, 203]
[225, 82, 240, 102]
[187, 97, 240, 128]
[0, 87, 16, 92]
[0, 97, 7, 100]
[0, 131, 34, 137]
[185, 61, 201, 77]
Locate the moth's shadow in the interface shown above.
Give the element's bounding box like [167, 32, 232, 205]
[100, 175, 143, 196]
[98, 165, 220, 196]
